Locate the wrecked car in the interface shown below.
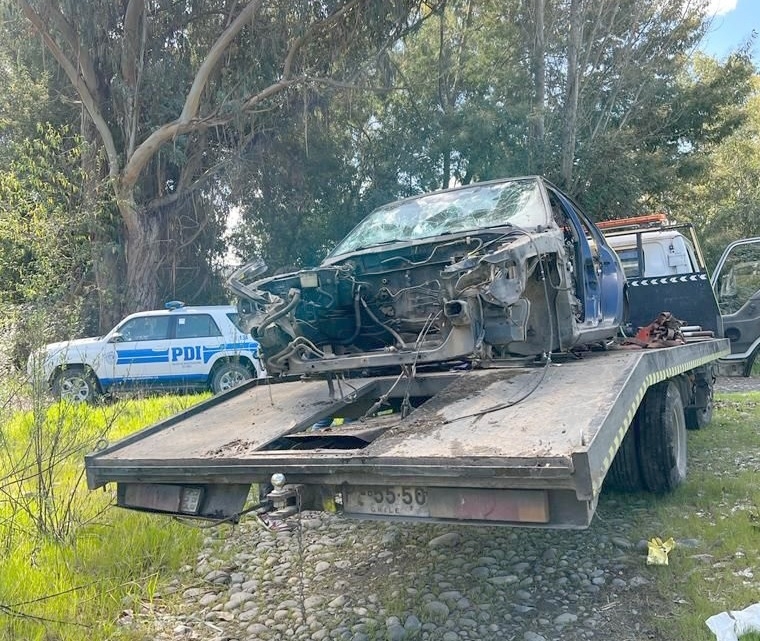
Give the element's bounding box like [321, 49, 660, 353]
[228, 176, 627, 375]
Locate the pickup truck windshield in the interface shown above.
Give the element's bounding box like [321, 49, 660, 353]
[329, 179, 547, 257]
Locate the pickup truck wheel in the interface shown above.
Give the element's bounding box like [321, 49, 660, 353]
[211, 362, 252, 394]
[605, 414, 643, 492]
[51, 369, 99, 403]
[637, 381, 687, 493]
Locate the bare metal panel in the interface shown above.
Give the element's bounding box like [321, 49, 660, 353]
[362, 354, 634, 461]
[100, 378, 378, 460]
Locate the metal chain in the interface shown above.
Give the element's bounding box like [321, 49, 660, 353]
[295, 486, 306, 623]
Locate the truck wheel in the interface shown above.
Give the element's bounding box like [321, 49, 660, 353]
[605, 414, 643, 492]
[637, 381, 687, 493]
[51, 369, 100, 403]
[211, 362, 252, 394]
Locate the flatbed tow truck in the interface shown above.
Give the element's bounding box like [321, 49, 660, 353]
[84, 178, 733, 529]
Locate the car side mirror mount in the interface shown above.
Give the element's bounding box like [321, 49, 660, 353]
[109, 333, 125, 343]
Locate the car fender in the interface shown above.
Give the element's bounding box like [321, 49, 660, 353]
[205, 342, 262, 376]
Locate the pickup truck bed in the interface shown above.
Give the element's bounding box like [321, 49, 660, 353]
[86, 339, 728, 528]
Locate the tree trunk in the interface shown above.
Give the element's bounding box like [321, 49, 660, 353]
[81, 117, 124, 332]
[530, 0, 546, 174]
[561, 0, 583, 189]
[93, 242, 125, 330]
[118, 193, 163, 312]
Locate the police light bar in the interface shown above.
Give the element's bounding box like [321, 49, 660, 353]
[165, 300, 185, 310]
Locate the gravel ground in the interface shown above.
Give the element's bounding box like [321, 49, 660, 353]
[120, 496, 670, 641]
[714, 375, 760, 393]
[116, 378, 758, 641]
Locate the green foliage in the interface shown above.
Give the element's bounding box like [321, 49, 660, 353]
[669, 74, 760, 268]
[231, 0, 756, 275]
[1, 0, 757, 305]
[0, 124, 90, 305]
[3, 0, 439, 314]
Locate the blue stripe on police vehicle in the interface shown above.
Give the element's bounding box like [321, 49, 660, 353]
[202, 342, 260, 364]
[116, 348, 171, 365]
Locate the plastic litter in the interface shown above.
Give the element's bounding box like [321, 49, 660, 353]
[646, 537, 675, 565]
[706, 603, 760, 641]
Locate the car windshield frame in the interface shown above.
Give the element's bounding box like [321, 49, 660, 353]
[328, 178, 549, 258]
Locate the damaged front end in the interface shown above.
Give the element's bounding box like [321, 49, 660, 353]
[228, 178, 607, 376]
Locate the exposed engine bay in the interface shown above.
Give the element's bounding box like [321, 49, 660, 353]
[229, 177, 626, 375]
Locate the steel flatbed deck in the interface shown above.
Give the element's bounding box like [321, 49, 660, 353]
[85, 338, 729, 528]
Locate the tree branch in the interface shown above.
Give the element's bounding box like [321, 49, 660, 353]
[122, 0, 264, 189]
[17, 0, 121, 183]
[179, 0, 264, 123]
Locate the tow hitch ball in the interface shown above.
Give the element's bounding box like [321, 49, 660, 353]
[263, 473, 302, 522]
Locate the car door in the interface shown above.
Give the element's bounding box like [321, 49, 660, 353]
[711, 237, 760, 373]
[548, 188, 625, 328]
[169, 313, 224, 388]
[109, 315, 172, 388]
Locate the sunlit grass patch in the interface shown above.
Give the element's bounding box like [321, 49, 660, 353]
[632, 391, 760, 641]
[0, 392, 207, 640]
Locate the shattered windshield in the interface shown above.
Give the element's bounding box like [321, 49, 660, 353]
[329, 179, 548, 257]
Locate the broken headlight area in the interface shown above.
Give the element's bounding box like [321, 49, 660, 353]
[231, 228, 569, 376]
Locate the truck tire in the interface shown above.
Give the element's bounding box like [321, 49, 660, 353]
[605, 414, 643, 492]
[637, 381, 687, 493]
[51, 368, 100, 403]
[211, 362, 252, 394]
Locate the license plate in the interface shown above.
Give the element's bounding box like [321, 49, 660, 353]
[343, 485, 430, 517]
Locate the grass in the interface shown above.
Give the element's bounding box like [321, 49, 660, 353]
[0, 388, 210, 641]
[628, 391, 760, 641]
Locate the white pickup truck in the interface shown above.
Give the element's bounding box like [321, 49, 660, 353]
[28, 302, 263, 402]
[602, 215, 760, 376]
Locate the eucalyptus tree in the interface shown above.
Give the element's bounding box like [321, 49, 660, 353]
[514, 0, 754, 216]
[233, 0, 754, 274]
[13, 0, 440, 318]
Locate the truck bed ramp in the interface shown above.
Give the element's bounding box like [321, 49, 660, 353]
[85, 339, 728, 528]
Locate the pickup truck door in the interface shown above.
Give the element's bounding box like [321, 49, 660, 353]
[711, 237, 760, 374]
[548, 188, 624, 327]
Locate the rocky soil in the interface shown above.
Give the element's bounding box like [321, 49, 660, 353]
[117, 494, 677, 641]
[116, 378, 757, 641]
[714, 375, 760, 393]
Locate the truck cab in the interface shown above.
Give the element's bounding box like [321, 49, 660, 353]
[602, 215, 760, 375]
